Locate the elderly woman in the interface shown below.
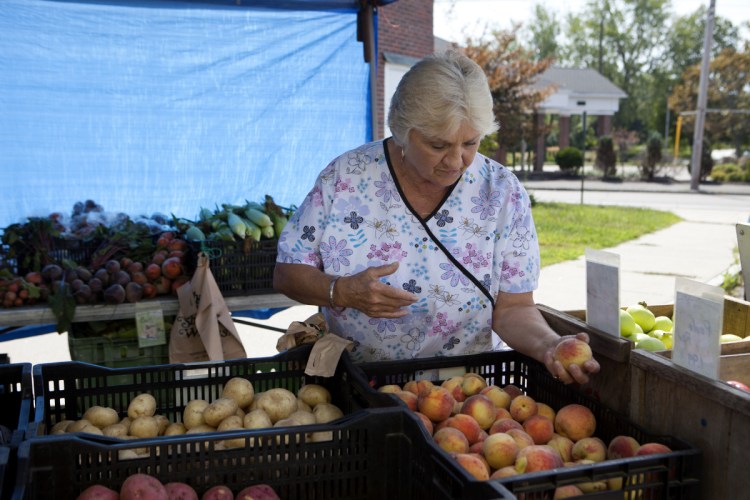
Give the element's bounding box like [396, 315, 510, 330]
[274, 50, 598, 384]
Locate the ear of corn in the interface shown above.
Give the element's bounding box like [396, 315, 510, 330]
[227, 212, 247, 239]
[244, 207, 273, 228]
[241, 217, 262, 242]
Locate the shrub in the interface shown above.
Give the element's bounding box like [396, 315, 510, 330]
[709, 163, 747, 182]
[595, 136, 617, 177]
[687, 139, 714, 181]
[555, 147, 583, 174]
[639, 132, 663, 179]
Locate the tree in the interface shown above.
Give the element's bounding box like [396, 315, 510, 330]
[640, 132, 663, 180]
[670, 44, 750, 158]
[522, 4, 561, 61]
[595, 136, 617, 177]
[463, 28, 555, 170]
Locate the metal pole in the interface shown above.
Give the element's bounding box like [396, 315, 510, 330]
[580, 111, 587, 205]
[689, 0, 715, 191]
[363, 5, 379, 141]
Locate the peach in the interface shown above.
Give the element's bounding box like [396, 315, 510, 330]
[413, 411, 434, 435]
[607, 435, 641, 459]
[635, 442, 672, 456]
[489, 417, 522, 435]
[506, 428, 535, 450]
[553, 337, 593, 371]
[453, 452, 490, 480]
[469, 440, 484, 454]
[433, 427, 469, 454]
[554, 404, 596, 441]
[441, 376, 467, 403]
[479, 385, 512, 410]
[417, 387, 455, 423]
[522, 414, 555, 444]
[576, 479, 608, 494]
[547, 435, 575, 462]
[482, 432, 519, 469]
[553, 485, 584, 499]
[461, 373, 488, 396]
[394, 390, 418, 411]
[460, 394, 496, 430]
[536, 402, 556, 422]
[377, 384, 401, 394]
[509, 394, 538, 423]
[571, 436, 607, 462]
[490, 466, 519, 479]
[445, 414, 483, 445]
[161, 257, 183, 280]
[494, 407, 512, 421]
[515, 444, 564, 473]
[404, 379, 434, 396]
[502, 384, 523, 399]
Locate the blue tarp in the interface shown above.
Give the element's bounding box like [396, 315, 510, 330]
[0, 0, 372, 228]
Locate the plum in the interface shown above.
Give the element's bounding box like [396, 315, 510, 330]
[120, 474, 168, 500]
[103, 284, 125, 305]
[125, 282, 143, 303]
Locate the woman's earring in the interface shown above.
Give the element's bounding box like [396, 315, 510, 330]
[401, 148, 406, 160]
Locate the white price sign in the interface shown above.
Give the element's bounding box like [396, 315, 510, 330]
[585, 248, 620, 337]
[671, 278, 724, 379]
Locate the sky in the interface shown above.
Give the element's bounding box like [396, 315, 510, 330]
[433, 0, 750, 43]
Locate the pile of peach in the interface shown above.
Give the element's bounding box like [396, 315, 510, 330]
[378, 374, 673, 497]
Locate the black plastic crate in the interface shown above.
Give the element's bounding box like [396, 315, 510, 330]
[15, 237, 101, 276]
[355, 350, 702, 499]
[187, 239, 278, 296]
[30, 343, 399, 439]
[0, 363, 33, 500]
[13, 408, 513, 500]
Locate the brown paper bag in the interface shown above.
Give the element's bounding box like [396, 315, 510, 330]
[169, 252, 247, 363]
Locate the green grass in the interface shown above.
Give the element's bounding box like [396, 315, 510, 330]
[534, 203, 682, 267]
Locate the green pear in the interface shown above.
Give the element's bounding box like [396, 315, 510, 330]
[648, 329, 666, 340]
[720, 333, 744, 343]
[661, 333, 674, 349]
[636, 337, 667, 352]
[652, 316, 673, 333]
[620, 309, 637, 337]
[626, 304, 656, 332]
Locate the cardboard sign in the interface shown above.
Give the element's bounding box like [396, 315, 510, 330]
[672, 277, 724, 379]
[585, 248, 621, 337]
[135, 302, 167, 348]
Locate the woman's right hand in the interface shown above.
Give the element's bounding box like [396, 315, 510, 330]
[335, 262, 417, 318]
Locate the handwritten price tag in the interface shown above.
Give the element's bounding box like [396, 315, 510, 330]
[671, 278, 724, 379]
[585, 248, 620, 337]
[135, 302, 167, 348]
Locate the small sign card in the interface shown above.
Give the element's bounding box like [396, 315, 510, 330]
[672, 277, 724, 379]
[135, 302, 167, 348]
[585, 248, 621, 337]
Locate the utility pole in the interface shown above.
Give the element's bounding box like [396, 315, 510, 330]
[690, 0, 716, 191]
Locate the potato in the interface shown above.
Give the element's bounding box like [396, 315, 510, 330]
[201, 485, 233, 500]
[297, 384, 331, 408]
[313, 403, 344, 424]
[235, 407, 246, 419]
[83, 406, 120, 429]
[67, 419, 94, 433]
[102, 422, 129, 438]
[218, 415, 245, 449]
[182, 399, 209, 430]
[80, 424, 103, 436]
[129, 416, 159, 439]
[185, 424, 215, 434]
[50, 419, 74, 434]
[236, 484, 281, 500]
[243, 409, 272, 430]
[119, 473, 168, 500]
[295, 399, 312, 413]
[221, 377, 255, 409]
[255, 388, 297, 424]
[119, 417, 132, 432]
[118, 449, 140, 461]
[203, 398, 238, 428]
[127, 394, 156, 419]
[154, 414, 170, 435]
[163, 422, 187, 436]
[164, 482, 198, 500]
[287, 410, 316, 426]
[76, 484, 119, 500]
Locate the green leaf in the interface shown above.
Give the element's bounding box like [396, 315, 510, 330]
[48, 282, 76, 334]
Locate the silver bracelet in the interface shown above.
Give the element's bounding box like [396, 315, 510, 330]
[328, 276, 344, 311]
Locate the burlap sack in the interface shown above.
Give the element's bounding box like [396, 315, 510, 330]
[169, 252, 246, 363]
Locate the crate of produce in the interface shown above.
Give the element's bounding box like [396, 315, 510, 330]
[30, 343, 400, 439]
[629, 348, 750, 499]
[355, 349, 701, 499]
[14, 407, 513, 500]
[0, 363, 34, 500]
[187, 238, 279, 296]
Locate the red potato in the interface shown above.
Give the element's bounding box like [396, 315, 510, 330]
[120, 474, 168, 500]
[164, 482, 198, 500]
[201, 485, 234, 500]
[236, 484, 280, 500]
[77, 484, 120, 500]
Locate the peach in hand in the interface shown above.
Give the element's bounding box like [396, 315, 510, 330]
[553, 337, 593, 371]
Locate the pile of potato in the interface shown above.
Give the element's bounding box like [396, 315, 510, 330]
[49, 377, 345, 454]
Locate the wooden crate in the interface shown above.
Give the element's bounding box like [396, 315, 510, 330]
[629, 349, 750, 499]
[537, 304, 633, 415]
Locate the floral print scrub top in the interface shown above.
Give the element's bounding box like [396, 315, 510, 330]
[276, 139, 540, 363]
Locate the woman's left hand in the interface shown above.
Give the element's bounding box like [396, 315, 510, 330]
[543, 332, 600, 385]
